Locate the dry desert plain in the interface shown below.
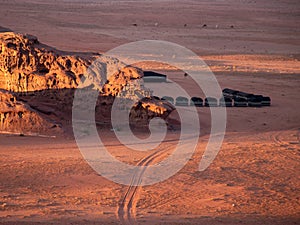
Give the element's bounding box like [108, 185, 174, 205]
[0, 0, 300, 224]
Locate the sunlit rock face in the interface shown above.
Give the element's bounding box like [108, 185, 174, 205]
[0, 32, 88, 92]
[130, 96, 175, 126]
[0, 31, 177, 134]
[0, 32, 143, 94]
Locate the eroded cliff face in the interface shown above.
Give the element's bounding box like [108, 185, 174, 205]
[0, 32, 89, 92]
[0, 32, 176, 135]
[0, 32, 145, 94]
[130, 97, 175, 126]
[0, 90, 59, 134]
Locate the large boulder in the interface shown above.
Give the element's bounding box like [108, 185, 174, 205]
[129, 96, 176, 128]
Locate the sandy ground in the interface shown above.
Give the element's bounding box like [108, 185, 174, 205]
[0, 0, 300, 224]
[1, 0, 299, 55]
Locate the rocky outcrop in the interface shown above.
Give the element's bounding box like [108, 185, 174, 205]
[130, 96, 175, 127]
[0, 32, 143, 94]
[0, 90, 58, 134]
[102, 67, 143, 96]
[0, 32, 89, 92]
[0, 31, 177, 134]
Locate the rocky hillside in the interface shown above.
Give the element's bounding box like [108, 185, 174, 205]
[0, 31, 175, 135]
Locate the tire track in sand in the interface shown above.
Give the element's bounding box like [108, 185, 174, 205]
[270, 129, 300, 146]
[117, 147, 169, 225]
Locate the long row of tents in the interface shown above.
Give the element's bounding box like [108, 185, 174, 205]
[161, 88, 271, 107]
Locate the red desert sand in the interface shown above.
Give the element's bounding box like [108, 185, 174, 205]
[0, 0, 299, 224]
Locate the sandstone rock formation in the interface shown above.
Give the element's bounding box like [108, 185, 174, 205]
[0, 32, 144, 94]
[130, 96, 175, 126]
[0, 32, 88, 92]
[0, 90, 58, 134]
[0, 31, 176, 135]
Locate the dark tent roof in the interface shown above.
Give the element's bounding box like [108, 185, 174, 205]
[143, 71, 167, 82]
[143, 71, 167, 78]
